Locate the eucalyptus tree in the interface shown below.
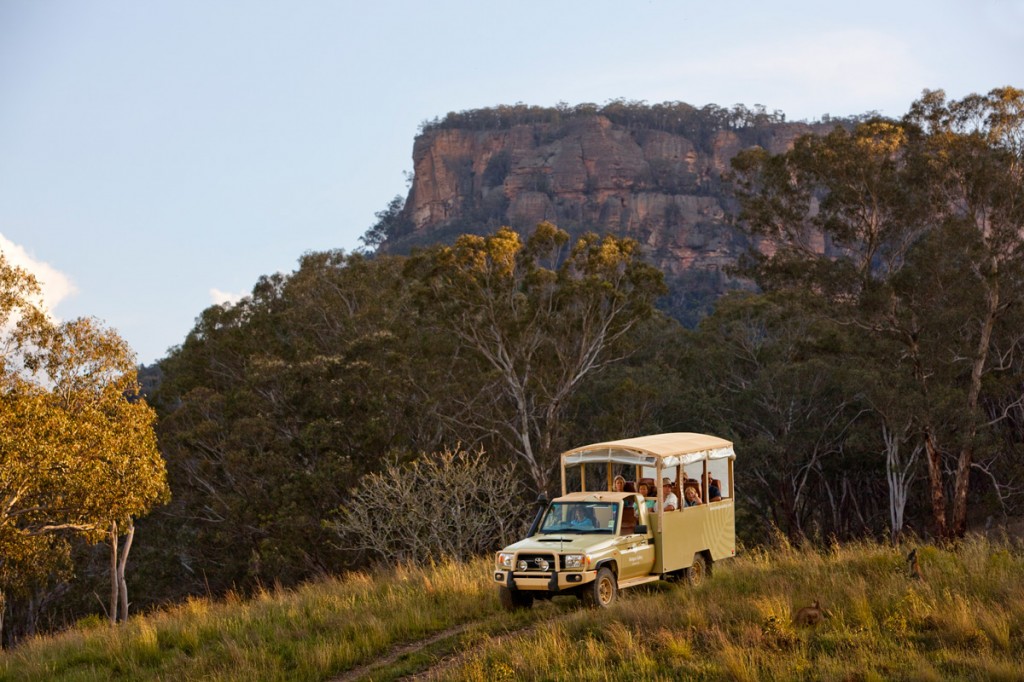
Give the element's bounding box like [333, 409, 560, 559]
[678, 291, 875, 542]
[0, 254, 167, 641]
[731, 87, 1024, 538]
[404, 222, 666, 492]
[152, 251, 438, 596]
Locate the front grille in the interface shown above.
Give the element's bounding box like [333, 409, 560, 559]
[515, 553, 556, 572]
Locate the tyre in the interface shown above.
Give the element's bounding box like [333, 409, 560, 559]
[498, 586, 535, 611]
[684, 553, 709, 587]
[580, 566, 618, 608]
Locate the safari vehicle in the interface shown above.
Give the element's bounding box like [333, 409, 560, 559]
[493, 432, 736, 609]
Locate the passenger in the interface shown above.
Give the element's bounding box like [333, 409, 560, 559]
[638, 482, 656, 512]
[708, 479, 722, 502]
[684, 486, 702, 507]
[612, 475, 626, 492]
[661, 480, 678, 512]
[569, 507, 595, 529]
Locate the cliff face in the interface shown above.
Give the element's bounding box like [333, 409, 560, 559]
[386, 110, 834, 322]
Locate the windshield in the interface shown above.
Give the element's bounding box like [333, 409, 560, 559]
[540, 502, 617, 534]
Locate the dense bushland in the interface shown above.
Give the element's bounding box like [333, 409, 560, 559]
[3, 89, 1023, 649]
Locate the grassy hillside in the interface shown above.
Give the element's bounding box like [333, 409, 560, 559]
[2, 536, 1022, 681]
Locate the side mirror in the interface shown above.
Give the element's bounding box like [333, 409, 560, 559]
[634, 524, 647, 535]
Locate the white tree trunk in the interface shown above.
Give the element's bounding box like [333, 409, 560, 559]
[883, 422, 919, 545]
[109, 520, 119, 625]
[117, 521, 135, 623]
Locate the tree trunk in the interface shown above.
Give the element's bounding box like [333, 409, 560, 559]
[951, 279, 998, 536]
[109, 520, 119, 625]
[117, 520, 135, 623]
[0, 589, 6, 650]
[883, 422, 919, 545]
[923, 429, 948, 539]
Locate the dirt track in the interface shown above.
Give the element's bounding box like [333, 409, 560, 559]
[330, 608, 559, 682]
[329, 621, 477, 682]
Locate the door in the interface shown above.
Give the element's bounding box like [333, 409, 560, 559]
[617, 496, 655, 579]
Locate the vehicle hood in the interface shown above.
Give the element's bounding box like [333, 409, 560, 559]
[500, 534, 615, 554]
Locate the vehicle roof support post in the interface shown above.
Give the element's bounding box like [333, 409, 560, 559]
[656, 464, 664, 532]
[729, 459, 734, 498]
[581, 464, 586, 492]
[606, 462, 612, 491]
[561, 463, 566, 497]
[702, 461, 709, 503]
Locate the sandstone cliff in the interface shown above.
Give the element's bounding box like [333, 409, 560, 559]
[381, 104, 841, 322]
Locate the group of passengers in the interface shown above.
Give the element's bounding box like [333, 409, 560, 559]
[612, 474, 720, 512]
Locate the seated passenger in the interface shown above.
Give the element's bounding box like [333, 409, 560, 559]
[569, 507, 595, 529]
[661, 480, 678, 512]
[684, 486, 702, 507]
[638, 482, 656, 512]
[612, 475, 626, 492]
[708, 479, 722, 502]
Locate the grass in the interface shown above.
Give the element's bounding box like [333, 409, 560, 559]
[434, 536, 1024, 681]
[0, 559, 506, 681]
[2, 537, 1023, 681]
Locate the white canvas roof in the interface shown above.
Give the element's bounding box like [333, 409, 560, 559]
[561, 432, 735, 470]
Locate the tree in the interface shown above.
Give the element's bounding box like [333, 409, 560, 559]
[679, 292, 873, 542]
[0, 254, 167, 643]
[405, 223, 666, 492]
[360, 195, 411, 250]
[731, 87, 1024, 539]
[150, 251, 441, 598]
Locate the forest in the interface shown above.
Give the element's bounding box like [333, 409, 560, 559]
[1, 88, 1022, 648]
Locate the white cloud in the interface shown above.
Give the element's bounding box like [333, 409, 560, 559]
[0, 233, 77, 319]
[210, 288, 245, 307]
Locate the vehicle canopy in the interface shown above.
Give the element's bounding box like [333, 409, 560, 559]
[560, 432, 735, 503]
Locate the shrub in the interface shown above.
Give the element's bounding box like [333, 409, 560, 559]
[330, 447, 528, 563]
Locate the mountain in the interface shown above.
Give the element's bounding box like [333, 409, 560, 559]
[378, 102, 850, 323]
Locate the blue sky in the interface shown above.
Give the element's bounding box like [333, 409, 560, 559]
[2, 0, 1022, 365]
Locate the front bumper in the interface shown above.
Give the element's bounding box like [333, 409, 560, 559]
[494, 568, 597, 592]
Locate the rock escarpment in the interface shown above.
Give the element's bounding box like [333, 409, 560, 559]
[382, 104, 840, 321]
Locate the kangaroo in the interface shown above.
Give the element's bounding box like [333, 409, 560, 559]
[792, 599, 824, 626]
[907, 548, 924, 580]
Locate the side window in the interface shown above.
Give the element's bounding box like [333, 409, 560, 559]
[620, 496, 639, 535]
[707, 461, 730, 501]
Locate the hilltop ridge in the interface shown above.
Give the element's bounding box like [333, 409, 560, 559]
[379, 101, 855, 321]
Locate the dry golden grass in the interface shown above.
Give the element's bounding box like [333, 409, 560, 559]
[2, 536, 1022, 681]
[430, 536, 1024, 681]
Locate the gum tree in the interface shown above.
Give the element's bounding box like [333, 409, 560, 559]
[0, 254, 167, 641]
[731, 88, 1024, 539]
[405, 223, 666, 492]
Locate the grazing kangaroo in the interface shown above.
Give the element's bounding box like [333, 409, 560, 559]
[792, 599, 824, 626]
[907, 548, 924, 580]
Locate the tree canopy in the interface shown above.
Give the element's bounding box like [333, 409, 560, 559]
[0, 254, 167, 645]
[405, 223, 667, 491]
[730, 87, 1024, 539]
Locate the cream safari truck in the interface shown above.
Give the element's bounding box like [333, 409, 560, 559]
[494, 432, 736, 609]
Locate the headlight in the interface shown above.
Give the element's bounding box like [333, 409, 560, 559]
[497, 552, 514, 569]
[563, 554, 586, 569]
